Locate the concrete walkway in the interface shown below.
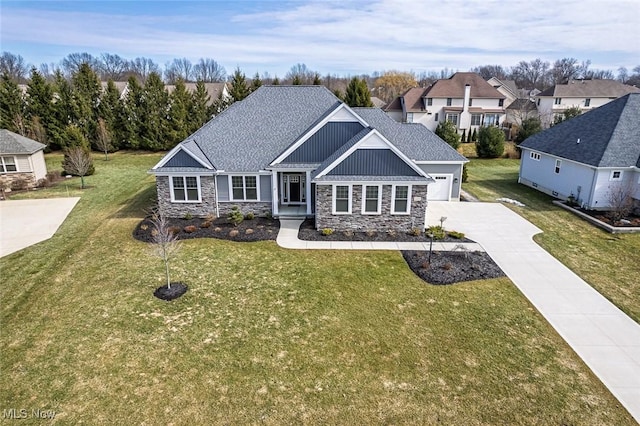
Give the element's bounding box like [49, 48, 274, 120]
[0, 198, 80, 257]
[276, 204, 640, 422]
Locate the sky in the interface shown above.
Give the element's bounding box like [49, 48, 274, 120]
[1, 0, 639, 78]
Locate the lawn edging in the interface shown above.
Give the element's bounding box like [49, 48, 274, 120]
[553, 201, 640, 234]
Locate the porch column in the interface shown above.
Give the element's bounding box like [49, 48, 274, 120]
[306, 170, 312, 215]
[272, 170, 279, 216]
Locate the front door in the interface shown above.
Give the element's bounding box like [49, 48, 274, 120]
[282, 173, 306, 204]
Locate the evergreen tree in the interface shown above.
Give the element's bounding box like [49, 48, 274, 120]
[61, 125, 95, 184]
[120, 76, 144, 149]
[98, 80, 123, 149]
[139, 72, 170, 150]
[291, 75, 302, 85]
[229, 67, 250, 101]
[312, 73, 322, 85]
[167, 78, 191, 146]
[272, 76, 280, 85]
[467, 130, 472, 143]
[460, 129, 466, 143]
[344, 77, 373, 107]
[514, 117, 542, 146]
[189, 80, 211, 132]
[251, 72, 262, 92]
[435, 121, 461, 149]
[476, 126, 505, 158]
[49, 70, 79, 149]
[471, 128, 478, 142]
[24, 67, 54, 143]
[71, 63, 101, 143]
[0, 73, 26, 133]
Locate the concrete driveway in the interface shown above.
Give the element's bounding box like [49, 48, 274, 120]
[0, 198, 80, 258]
[427, 201, 640, 422]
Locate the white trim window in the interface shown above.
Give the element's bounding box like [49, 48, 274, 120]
[445, 113, 458, 126]
[471, 114, 482, 126]
[483, 114, 499, 126]
[333, 185, 351, 214]
[406, 112, 414, 123]
[554, 98, 562, 105]
[171, 176, 201, 202]
[610, 170, 623, 181]
[0, 156, 17, 173]
[362, 185, 382, 214]
[392, 185, 411, 214]
[530, 152, 541, 161]
[554, 159, 562, 174]
[230, 175, 259, 201]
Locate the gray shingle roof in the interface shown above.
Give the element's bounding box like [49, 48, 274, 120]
[520, 93, 640, 167]
[0, 129, 46, 154]
[185, 86, 340, 172]
[352, 108, 468, 162]
[537, 79, 640, 98]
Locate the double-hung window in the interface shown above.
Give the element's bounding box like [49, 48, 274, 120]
[554, 159, 562, 174]
[171, 176, 200, 202]
[0, 156, 17, 173]
[554, 98, 562, 105]
[362, 185, 381, 214]
[333, 185, 351, 214]
[426, 98, 433, 106]
[446, 98, 452, 106]
[471, 114, 482, 126]
[231, 176, 258, 201]
[445, 113, 458, 125]
[585, 98, 591, 107]
[392, 185, 410, 214]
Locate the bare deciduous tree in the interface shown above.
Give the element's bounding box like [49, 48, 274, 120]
[95, 118, 113, 160]
[98, 53, 127, 81]
[149, 211, 181, 289]
[61, 52, 100, 76]
[127, 57, 161, 83]
[62, 146, 93, 188]
[193, 58, 226, 82]
[0, 51, 30, 82]
[606, 182, 634, 223]
[165, 58, 194, 83]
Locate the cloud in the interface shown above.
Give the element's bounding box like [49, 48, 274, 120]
[1, 0, 638, 75]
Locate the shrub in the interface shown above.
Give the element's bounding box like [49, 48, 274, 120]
[476, 126, 505, 158]
[409, 228, 422, 236]
[183, 225, 197, 233]
[426, 225, 446, 240]
[244, 212, 255, 220]
[265, 211, 273, 220]
[435, 121, 461, 150]
[321, 228, 334, 236]
[183, 212, 193, 220]
[10, 177, 29, 191]
[448, 231, 465, 239]
[228, 206, 244, 226]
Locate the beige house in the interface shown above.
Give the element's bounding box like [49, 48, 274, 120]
[0, 130, 48, 190]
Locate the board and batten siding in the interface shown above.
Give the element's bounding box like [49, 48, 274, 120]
[214, 174, 272, 202]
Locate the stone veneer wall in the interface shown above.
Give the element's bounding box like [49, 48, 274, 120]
[315, 184, 428, 232]
[0, 172, 37, 190]
[218, 201, 272, 217]
[156, 176, 217, 218]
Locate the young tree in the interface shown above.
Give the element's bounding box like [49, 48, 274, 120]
[149, 211, 181, 290]
[344, 77, 373, 107]
[61, 125, 94, 188]
[606, 182, 634, 222]
[95, 118, 113, 160]
[229, 67, 250, 101]
[514, 117, 542, 146]
[475, 126, 505, 158]
[250, 72, 263, 92]
[435, 121, 461, 149]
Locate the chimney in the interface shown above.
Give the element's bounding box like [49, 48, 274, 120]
[463, 84, 471, 112]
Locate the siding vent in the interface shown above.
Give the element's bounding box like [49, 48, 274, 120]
[552, 191, 559, 197]
[532, 182, 538, 188]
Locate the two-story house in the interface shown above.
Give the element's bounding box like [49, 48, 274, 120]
[384, 72, 506, 136]
[535, 79, 640, 127]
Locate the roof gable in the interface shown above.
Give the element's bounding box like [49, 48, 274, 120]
[424, 72, 505, 99]
[0, 129, 46, 154]
[521, 93, 640, 167]
[282, 121, 364, 163]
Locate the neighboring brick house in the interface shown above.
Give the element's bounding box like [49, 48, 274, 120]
[151, 86, 467, 232]
[535, 79, 640, 127]
[0, 130, 47, 191]
[384, 72, 506, 136]
[519, 94, 640, 211]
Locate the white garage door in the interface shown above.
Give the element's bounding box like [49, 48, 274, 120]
[427, 174, 452, 201]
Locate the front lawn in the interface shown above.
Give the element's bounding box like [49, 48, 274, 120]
[463, 158, 640, 323]
[0, 152, 634, 424]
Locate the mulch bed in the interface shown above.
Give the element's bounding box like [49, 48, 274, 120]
[402, 250, 506, 285]
[297, 218, 473, 243]
[133, 216, 280, 243]
[565, 204, 640, 227]
[154, 282, 188, 301]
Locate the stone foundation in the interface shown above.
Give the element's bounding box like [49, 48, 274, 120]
[156, 176, 217, 218]
[0, 172, 37, 190]
[218, 201, 272, 217]
[315, 184, 428, 232]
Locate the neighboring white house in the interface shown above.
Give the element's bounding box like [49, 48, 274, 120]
[535, 79, 640, 127]
[0, 129, 48, 190]
[487, 77, 519, 107]
[519, 93, 640, 211]
[384, 72, 506, 136]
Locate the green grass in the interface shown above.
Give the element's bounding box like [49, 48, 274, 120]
[0, 152, 634, 424]
[463, 158, 640, 323]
